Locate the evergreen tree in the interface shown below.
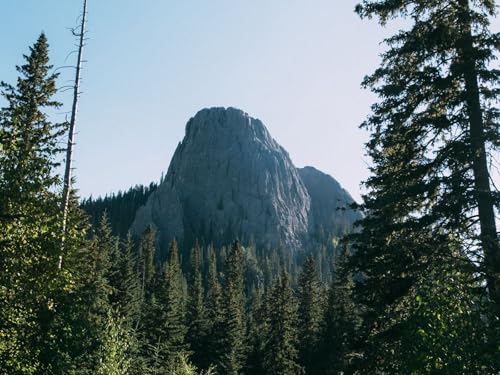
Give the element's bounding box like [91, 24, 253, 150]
[218, 240, 246, 375]
[95, 310, 135, 375]
[349, 0, 500, 370]
[321, 246, 358, 374]
[245, 286, 266, 375]
[139, 225, 156, 299]
[296, 256, 323, 374]
[97, 213, 121, 309]
[263, 271, 303, 375]
[115, 233, 141, 325]
[152, 239, 188, 365]
[353, 0, 500, 319]
[187, 242, 209, 369]
[0, 33, 68, 374]
[205, 245, 223, 368]
[0, 33, 66, 214]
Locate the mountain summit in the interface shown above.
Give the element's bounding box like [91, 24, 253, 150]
[132, 107, 359, 251]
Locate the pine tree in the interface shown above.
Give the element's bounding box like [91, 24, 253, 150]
[0, 33, 68, 373]
[353, 0, 500, 319]
[218, 240, 246, 375]
[205, 245, 223, 368]
[114, 233, 141, 325]
[187, 242, 209, 369]
[296, 256, 323, 374]
[76, 215, 117, 372]
[321, 246, 358, 374]
[139, 225, 156, 299]
[95, 310, 135, 375]
[97, 213, 122, 310]
[263, 271, 303, 375]
[150, 239, 188, 365]
[245, 285, 266, 375]
[348, 0, 500, 370]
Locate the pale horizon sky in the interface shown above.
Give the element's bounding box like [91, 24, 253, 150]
[1, 1, 498, 202]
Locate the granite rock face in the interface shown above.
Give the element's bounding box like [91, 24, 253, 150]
[298, 166, 361, 238]
[132, 107, 312, 251]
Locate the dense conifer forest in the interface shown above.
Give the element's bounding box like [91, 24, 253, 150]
[0, 0, 499, 374]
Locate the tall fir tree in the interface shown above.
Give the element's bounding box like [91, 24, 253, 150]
[349, 0, 500, 370]
[97, 213, 121, 310]
[296, 256, 323, 374]
[263, 271, 303, 375]
[0, 33, 69, 374]
[138, 225, 156, 300]
[156, 239, 188, 364]
[187, 242, 209, 370]
[321, 246, 358, 374]
[244, 285, 266, 375]
[205, 245, 223, 369]
[115, 233, 141, 325]
[352, 0, 500, 316]
[218, 240, 246, 375]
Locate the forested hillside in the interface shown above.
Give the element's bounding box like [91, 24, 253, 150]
[0, 0, 499, 374]
[80, 182, 158, 238]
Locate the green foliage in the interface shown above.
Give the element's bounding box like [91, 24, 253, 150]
[80, 183, 158, 237]
[349, 0, 500, 372]
[187, 243, 209, 370]
[244, 286, 266, 375]
[263, 271, 303, 375]
[146, 240, 188, 366]
[164, 352, 215, 375]
[115, 233, 142, 324]
[297, 256, 323, 374]
[95, 310, 135, 375]
[218, 241, 246, 375]
[139, 225, 156, 299]
[353, 0, 500, 313]
[0, 33, 68, 374]
[321, 246, 359, 374]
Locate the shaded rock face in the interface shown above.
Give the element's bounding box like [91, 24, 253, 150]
[298, 166, 361, 238]
[132, 107, 311, 251]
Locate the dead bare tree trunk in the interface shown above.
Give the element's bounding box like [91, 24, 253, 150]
[60, 0, 88, 269]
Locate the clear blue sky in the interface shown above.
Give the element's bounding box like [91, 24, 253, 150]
[1, 1, 498, 202]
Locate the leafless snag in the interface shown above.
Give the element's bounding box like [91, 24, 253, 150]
[60, 0, 88, 270]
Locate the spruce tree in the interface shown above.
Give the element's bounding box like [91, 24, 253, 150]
[138, 225, 156, 299]
[349, 0, 500, 370]
[321, 246, 358, 374]
[97, 213, 121, 309]
[95, 310, 135, 375]
[218, 240, 246, 375]
[353, 0, 500, 318]
[114, 233, 141, 325]
[245, 285, 266, 375]
[154, 239, 188, 364]
[205, 245, 223, 368]
[78, 214, 117, 372]
[263, 271, 303, 375]
[187, 242, 209, 369]
[0, 33, 68, 373]
[297, 256, 323, 374]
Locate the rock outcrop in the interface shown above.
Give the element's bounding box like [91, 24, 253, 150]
[132, 107, 359, 251]
[298, 166, 360, 238]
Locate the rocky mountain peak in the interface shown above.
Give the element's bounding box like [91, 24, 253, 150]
[132, 107, 359, 253]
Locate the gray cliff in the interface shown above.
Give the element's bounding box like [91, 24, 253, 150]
[298, 166, 361, 238]
[132, 107, 312, 251]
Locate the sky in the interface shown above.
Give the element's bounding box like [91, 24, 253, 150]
[1, 1, 497, 202]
